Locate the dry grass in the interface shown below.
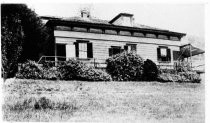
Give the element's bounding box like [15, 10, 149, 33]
[3, 79, 205, 122]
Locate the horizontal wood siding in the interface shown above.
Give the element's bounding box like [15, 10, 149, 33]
[54, 30, 181, 66]
[137, 44, 180, 65]
[137, 44, 158, 63]
[54, 30, 181, 46]
[92, 40, 126, 60]
[55, 37, 126, 60]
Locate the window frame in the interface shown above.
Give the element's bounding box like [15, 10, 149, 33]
[157, 46, 171, 63]
[78, 42, 88, 59]
[75, 40, 93, 60]
[124, 43, 137, 53]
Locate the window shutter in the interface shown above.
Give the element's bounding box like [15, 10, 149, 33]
[131, 45, 137, 51]
[124, 45, 128, 51]
[74, 42, 79, 57]
[167, 49, 171, 61]
[109, 48, 113, 56]
[87, 42, 93, 58]
[120, 48, 124, 53]
[173, 51, 180, 61]
[157, 48, 161, 61]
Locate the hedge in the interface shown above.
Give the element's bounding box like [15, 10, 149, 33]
[106, 52, 144, 81]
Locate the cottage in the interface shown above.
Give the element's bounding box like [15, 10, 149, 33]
[41, 10, 186, 68]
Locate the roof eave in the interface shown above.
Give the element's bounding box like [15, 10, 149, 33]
[47, 19, 186, 37]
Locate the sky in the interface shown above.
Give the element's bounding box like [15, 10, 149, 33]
[27, 3, 205, 38]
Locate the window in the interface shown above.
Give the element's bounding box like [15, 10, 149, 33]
[157, 47, 171, 62]
[74, 41, 93, 59]
[160, 48, 167, 57]
[109, 46, 123, 56]
[124, 44, 137, 52]
[79, 43, 87, 58]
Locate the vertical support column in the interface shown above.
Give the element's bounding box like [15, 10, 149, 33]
[54, 42, 57, 66]
[189, 43, 192, 69]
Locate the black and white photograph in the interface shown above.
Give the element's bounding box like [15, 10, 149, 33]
[1, 0, 207, 122]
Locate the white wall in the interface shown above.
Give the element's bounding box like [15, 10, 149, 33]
[54, 30, 181, 46]
[54, 30, 181, 65]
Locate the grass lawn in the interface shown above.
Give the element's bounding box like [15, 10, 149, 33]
[3, 79, 205, 122]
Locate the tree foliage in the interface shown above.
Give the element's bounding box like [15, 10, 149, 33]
[1, 4, 48, 79]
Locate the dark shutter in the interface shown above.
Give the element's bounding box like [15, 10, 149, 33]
[157, 48, 161, 61]
[87, 43, 93, 58]
[120, 48, 124, 53]
[56, 44, 66, 61]
[131, 45, 137, 51]
[109, 48, 113, 56]
[124, 45, 128, 51]
[173, 51, 180, 61]
[74, 42, 79, 57]
[167, 49, 171, 61]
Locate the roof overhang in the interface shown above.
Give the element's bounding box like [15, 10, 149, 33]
[47, 19, 186, 38]
[180, 44, 205, 58]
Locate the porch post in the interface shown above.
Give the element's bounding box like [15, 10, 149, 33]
[189, 43, 192, 69]
[55, 43, 57, 66]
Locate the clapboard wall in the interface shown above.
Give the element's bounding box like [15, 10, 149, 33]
[54, 30, 181, 65]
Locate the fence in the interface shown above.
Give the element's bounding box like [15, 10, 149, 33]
[37, 56, 107, 69]
[37, 56, 204, 72]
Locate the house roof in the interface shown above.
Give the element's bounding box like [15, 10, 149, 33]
[41, 15, 186, 37]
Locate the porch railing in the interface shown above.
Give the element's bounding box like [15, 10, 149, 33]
[37, 56, 107, 69]
[38, 56, 204, 71]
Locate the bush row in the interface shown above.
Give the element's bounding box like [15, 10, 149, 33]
[157, 71, 201, 83]
[58, 60, 112, 81]
[16, 52, 201, 83]
[106, 52, 201, 83]
[16, 60, 112, 81]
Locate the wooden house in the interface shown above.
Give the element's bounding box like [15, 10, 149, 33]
[41, 10, 186, 68]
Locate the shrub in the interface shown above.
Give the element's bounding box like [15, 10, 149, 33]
[179, 71, 201, 83]
[176, 61, 192, 72]
[157, 72, 201, 83]
[16, 60, 43, 79]
[42, 61, 56, 69]
[143, 59, 158, 81]
[106, 52, 144, 81]
[58, 59, 112, 81]
[157, 73, 183, 82]
[42, 67, 59, 80]
[159, 69, 177, 74]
